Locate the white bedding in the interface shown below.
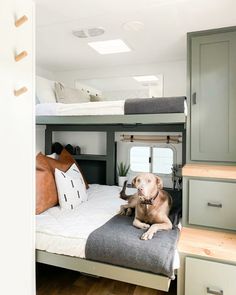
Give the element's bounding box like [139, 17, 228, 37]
[36, 100, 125, 116]
[36, 184, 180, 269]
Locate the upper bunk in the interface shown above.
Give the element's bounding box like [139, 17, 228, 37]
[35, 75, 187, 126]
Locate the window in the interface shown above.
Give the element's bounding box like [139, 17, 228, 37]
[130, 146, 174, 175]
[130, 146, 150, 172]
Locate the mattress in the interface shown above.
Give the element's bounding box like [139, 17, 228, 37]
[35, 101, 125, 116]
[36, 184, 180, 269]
[36, 98, 187, 116]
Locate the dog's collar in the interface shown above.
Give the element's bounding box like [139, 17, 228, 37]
[140, 191, 160, 205]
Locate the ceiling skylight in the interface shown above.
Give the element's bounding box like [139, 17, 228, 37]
[133, 75, 159, 82]
[88, 39, 131, 54]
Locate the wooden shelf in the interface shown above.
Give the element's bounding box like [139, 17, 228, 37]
[182, 164, 236, 180]
[178, 227, 236, 263]
[73, 154, 107, 161]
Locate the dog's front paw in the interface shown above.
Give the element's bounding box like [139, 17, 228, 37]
[118, 207, 126, 215]
[141, 230, 154, 240]
[141, 223, 150, 229]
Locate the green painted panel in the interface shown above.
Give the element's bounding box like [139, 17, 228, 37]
[189, 179, 236, 230]
[190, 30, 236, 162]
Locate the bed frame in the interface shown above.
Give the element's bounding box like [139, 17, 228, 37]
[36, 113, 186, 291]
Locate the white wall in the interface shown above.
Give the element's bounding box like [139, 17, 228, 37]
[0, 1, 35, 294]
[36, 65, 55, 80]
[53, 60, 186, 96]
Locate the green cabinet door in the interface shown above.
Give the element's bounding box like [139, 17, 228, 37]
[190, 29, 236, 162]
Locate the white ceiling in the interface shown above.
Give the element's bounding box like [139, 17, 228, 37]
[35, 0, 236, 72]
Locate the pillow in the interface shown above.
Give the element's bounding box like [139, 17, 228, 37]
[36, 152, 73, 214]
[36, 76, 57, 103]
[58, 149, 89, 189]
[90, 94, 103, 102]
[55, 163, 88, 210]
[54, 82, 90, 104]
[36, 149, 89, 214]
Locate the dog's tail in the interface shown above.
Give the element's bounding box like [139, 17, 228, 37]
[119, 180, 131, 200]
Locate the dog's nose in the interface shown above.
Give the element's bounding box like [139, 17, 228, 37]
[138, 188, 144, 195]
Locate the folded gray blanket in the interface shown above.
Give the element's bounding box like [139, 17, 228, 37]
[124, 96, 186, 114]
[85, 214, 179, 279]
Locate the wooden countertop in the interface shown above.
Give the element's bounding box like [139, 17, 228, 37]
[182, 164, 236, 180]
[178, 227, 236, 263]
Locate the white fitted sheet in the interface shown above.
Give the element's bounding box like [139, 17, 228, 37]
[36, 184, 180, 269]
[36, 100, 125, 116]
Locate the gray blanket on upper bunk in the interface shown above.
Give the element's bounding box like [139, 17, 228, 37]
[85, 214, 180, 279]
[124, 96, 186, 114]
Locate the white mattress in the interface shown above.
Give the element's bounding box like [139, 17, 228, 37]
[36, 184, 180, 269]
[36, 100, 125, 116]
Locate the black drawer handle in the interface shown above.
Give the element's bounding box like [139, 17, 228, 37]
[207, 202, 222, 208]
[192, 92, 197, 104]
[207, 287, 223, 295]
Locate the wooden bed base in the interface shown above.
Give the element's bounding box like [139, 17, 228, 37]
[36, 250, 171, 291]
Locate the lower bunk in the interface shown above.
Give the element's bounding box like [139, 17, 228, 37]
[36, 250, 172, 291]
[36, 184, 181, 292]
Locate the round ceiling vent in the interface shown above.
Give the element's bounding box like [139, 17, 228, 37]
[72, 27, 105, 38]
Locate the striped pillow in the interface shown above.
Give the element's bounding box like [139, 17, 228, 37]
[55, 163, 88, 210]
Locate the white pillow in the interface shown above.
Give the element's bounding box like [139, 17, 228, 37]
[55, 163, 88, 210]
[54, 82, 90, 103]
[36, 76, 57, 103]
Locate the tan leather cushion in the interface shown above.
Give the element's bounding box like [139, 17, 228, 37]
[58, 149, 89, 189]
[36, 149, 89, 214]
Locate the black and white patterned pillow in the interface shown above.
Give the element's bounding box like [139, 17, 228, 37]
[55, 163, 88, 210]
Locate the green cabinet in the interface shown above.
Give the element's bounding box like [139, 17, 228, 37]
[187, 27, 236, 163]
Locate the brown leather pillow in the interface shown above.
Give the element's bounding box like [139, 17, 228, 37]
[58, 149, 89, 189]
[36, 149, 89, 215]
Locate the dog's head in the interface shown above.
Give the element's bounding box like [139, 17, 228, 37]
[132, 173, 163, 199]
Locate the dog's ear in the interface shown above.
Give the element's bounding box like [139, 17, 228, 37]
[156, 176, 163, 189]
[132, 176, 137, 188]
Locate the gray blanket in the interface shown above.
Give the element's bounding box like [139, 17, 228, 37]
[124, 96, 186, 114]
[85, 215, 179, 279]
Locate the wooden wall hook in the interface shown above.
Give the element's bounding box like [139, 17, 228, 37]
[14, 86, 28, 97]
[15, 15, 28, 27]
[15, 50, 28, 62]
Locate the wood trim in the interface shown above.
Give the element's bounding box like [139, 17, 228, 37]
[182, 164, 236, 180]
[178, 227, 236, 263]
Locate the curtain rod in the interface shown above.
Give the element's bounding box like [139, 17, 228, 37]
[120, 134, 182, 144]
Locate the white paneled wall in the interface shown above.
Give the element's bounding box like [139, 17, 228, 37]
[0, 1, 35, 294]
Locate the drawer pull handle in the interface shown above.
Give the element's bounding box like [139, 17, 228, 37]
[207, 287, 223, 295]
[207, 202, 222, 208]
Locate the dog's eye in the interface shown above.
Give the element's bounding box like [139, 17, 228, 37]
[137, 178, 140, 183]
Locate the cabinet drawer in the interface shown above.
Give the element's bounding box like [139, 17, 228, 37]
[185, 257, 236, 295]
[189, 180, 236, 230]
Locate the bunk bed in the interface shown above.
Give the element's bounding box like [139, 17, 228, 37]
[36, 94, 186, 292]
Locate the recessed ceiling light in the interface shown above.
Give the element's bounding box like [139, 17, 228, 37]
[133, 75, 159, 82]
[88, 39, 131, 54]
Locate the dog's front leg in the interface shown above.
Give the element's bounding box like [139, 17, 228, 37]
[141, 220, 172, 240]
[133, 218, 150, 229]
